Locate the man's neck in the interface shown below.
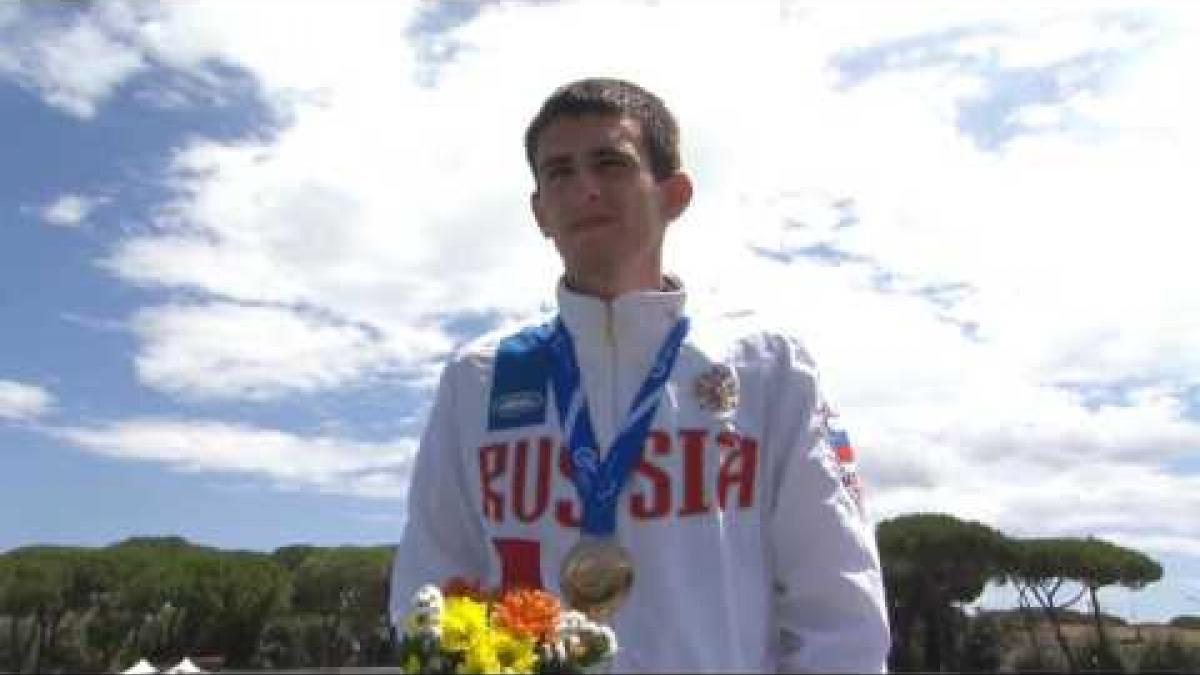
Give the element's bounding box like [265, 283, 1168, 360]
[564, 268, 668, 301]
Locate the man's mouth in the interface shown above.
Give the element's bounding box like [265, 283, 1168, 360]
[572, 215, 616, 231]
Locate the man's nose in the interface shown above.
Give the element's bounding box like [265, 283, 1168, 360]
[574, 170, 602, 203]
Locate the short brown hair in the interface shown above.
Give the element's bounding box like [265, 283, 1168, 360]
[524, 77, 681, 182]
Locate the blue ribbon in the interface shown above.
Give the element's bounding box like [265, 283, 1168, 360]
[545, 316, 690, 535]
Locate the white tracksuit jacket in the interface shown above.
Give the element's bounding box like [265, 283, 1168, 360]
[390, 280, 890, 673]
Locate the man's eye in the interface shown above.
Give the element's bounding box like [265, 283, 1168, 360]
[596, 156, 627, 170]
[544, 166, 571, 181]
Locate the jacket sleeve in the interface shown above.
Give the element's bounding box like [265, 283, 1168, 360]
[766, 335, 891, 673]
[389, 359, 489, 629]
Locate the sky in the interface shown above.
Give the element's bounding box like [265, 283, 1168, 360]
[1, 0, 1197, 622]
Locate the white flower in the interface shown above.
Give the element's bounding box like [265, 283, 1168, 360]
[406, 607, 442, 638]
[549, 640, 567, 663]
[555, 609, 589, 636]
[411, 584, 444, 612]
[405, 584, 444, 638]
[595, 625, 618, 659]
[553, 611, 619, 667]
[563, 634, 587, 662]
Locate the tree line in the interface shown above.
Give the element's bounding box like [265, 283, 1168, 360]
[0, 536, 392, 673]
[878, 513, 1198, 672]
[1, 515, 1196, 673]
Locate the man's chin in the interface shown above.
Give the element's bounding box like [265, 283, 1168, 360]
[562, 239, 621, 264]
[563, 252, 623, 278]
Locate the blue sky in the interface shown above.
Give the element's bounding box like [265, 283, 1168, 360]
[2, 1, 1198, 622]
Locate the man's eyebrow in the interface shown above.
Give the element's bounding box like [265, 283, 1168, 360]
[588, 146, 634, 160]
[537, 145, 635, 173]
[536, 154, 572, 173]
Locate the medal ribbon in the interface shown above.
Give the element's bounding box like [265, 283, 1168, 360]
[545, 315, 690, 536]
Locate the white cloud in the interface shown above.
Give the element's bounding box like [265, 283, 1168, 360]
[0, 380, 55, 421]
[0, 4, 147, 118]
[131, 301, 449, 402]
[0, 0, 299, 119]
[0, 4, 17, 33]
[40, 193, 106, 227]
[54, 418, 415, 499]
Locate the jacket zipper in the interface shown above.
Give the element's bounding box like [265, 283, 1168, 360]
[606, 302, 617, 456]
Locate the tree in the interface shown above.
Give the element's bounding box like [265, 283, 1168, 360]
[116, 553, 192, 664]
[1137, 636, 1200, 672]
[958, 613, 1008, 673]
[1006, 538, 1090, 671]
[176, 551, 291, 667]
[292, 547, 392, 667]
[0, 547, 113, 673]
[1074, 537, 1162, 671]
[71, 537, 204, 671]
[0, 556, 40, 673]
[272, 545, 321, 572]
[1004, 537, 1161, 672]
[50, 549, 120, 671]
[877, 513, 1013, 671]
[1169, 615, 1200, 629]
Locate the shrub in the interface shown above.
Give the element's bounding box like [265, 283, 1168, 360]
[1072, 634, 1128, 672]
[1136, 636, 1200, 673]
[959, 615, 1009, 672]
[1167, 615, 1200, 629]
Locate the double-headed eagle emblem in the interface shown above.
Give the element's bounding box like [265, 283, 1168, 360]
[693, 363, 738, 415]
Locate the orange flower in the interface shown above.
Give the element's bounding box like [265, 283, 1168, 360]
[494, 588, 562, 642]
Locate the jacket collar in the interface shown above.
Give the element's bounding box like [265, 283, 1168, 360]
[555, 275, 687, 362]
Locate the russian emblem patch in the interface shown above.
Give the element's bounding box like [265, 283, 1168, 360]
[694, 363, 738, 416]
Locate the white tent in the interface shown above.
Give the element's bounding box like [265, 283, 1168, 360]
[120, 658, 159, 674]
[164, 657, 205, 674]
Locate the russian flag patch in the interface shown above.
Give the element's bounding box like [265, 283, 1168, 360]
[822, 408, 864, 509]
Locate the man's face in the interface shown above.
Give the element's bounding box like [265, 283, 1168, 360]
[530, 114, 689, 279]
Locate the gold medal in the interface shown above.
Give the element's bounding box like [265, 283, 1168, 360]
[559, 537, 634, 622]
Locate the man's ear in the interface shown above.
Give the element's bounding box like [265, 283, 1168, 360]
[531, 191, 550, 238]
[661, 172, 694, 222]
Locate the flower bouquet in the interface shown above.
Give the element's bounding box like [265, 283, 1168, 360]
[398, 578, 618, 674]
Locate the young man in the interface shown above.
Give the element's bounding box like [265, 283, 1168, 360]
[390, 78, 890, 672]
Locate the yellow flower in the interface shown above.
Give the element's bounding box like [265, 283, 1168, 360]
[457, 628, 535, 674]
[459, 636, 501, 674]
[441, 596, 489, 653]
[492, 629, 537, 673]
